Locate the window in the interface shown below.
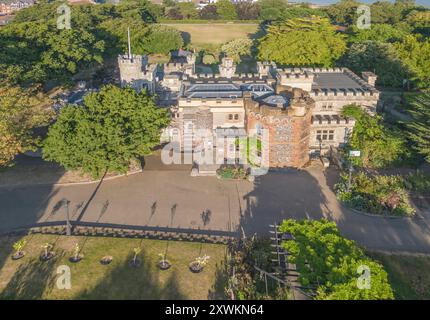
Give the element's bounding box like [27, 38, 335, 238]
[228, 114, 233, 120]
[316, 130, 334, 141]
[234, 114, 239, 120]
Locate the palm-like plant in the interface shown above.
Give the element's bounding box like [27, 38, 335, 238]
[73, 243, 80, 260]
[13, 240, 26, 255]
[41, 243, 53, 257]
[132, 247, 141, 264]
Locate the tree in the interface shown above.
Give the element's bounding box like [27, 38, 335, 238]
[281, 5, 328, 20]
[177, 2, 198, 20]
[199, 5, 218, 20]
[395, 35, 430, 89]
[279, 219, 394, 300]
[221, 38, 253, 62]
[0, 86, 53, 166]
[258, 0, 288, 21]
[144, 24, 184, 55]
[235, 2, 261, 20]
[43, 85, 169, 178]
[325, 0, 360, 26]
[202, 54, 217, 65]
[341, 41, 408, 88]
[370, 1, 403, 25]
[342, 104, 408, 168]
[347, 23, 412, 44]
[402, 93, 430, 163]
[216, 0, 238, 20]
[257, 17, 346, 67]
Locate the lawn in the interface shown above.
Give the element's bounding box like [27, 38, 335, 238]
[369, 252, 430, 300]
[161, 23, 259, 47]
[0, 234, 228, 300]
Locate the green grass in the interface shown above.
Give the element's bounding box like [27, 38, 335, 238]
[0, 234, 228, 300]
[160, 23, 259, 47]
[369, 252, 430, 300]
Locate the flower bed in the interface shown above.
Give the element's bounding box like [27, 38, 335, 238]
[335, 172, 415, 217]
[216, 165, 248, 180]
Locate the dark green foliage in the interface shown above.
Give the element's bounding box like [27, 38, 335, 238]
[279, 219, 394, 299]
[401, 93, 430, 163]
[43, 85, 169, 178]
[258, 17, 346, 67]
[336, 172, 415, 216]
[230, 238, 291, 300]
[341, 41, 408, 88]
[216, 165, 248, 180]
[341, 104, 409, 168]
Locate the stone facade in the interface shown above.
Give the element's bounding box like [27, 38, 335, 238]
[245, 87, 314, 167]
[118, 50, 381, 168]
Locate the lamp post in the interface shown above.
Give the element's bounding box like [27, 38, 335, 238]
[347, 150, 361, 192]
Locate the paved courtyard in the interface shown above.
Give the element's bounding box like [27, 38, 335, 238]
[1, 157, 430, 253]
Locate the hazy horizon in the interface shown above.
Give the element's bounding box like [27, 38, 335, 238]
[295, 0, 429, 7]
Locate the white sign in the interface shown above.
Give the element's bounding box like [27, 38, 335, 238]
[349, 150, 361, 157]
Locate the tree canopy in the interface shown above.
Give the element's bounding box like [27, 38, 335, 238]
[342, 104, 408, 168]
[279, 219, 394, 300]
[0, 86, 53, 166]
[402, 93, 430, 163]
[216, 0, 238, 20]
[43, 85, 169, 178]
[221, 38, 253, 63]
[257, 17, 346, 67]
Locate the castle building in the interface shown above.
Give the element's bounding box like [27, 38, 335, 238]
[118, 47, 380, 169]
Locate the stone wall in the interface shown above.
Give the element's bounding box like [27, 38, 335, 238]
[245, 86, 314, 168]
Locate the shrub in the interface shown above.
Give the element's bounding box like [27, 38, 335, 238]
[202, 54, 217, 65]
[216, 165, 248, 180]
[403, 170, 430, 193]
[335, 172, 415, 216]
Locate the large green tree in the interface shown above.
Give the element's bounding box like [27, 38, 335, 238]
[0, 86, 53, 166]
[257, 17, 346, 67]
[342, 105, 408, 168]
[221, 38, 253, 62]
[395, 35, 430, 89]
[325, 0, 360, 26]
[43, 85, 170, 178]
[279, 219, 394, 300]
[402, 93, 430, 163]
[216, 0, 238, 20]
[347, 23, 412, 44]
[258, 0, 288, 21]
[341, 41, 408, 88]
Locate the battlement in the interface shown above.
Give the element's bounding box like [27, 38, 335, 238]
[278, 67, 345, 74]
[118, 54, 147, 65]
[310, 88, 379, 98]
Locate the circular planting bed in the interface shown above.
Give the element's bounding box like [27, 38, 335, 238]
[100, 256, 113, 265]
[69, 254, 84, 263]
[40, 251, 55, 262]
[158, 260, 171, 270]
[189, 261, 205, 273]
[12, 251, 25, 260]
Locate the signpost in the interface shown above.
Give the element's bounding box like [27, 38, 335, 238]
[348, 150, 361, 192]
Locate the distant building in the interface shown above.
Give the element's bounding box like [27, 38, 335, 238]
[0, 14, 14, 25]
[0, 0, 35, 15]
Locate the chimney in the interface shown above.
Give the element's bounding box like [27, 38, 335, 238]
[361, 72, 378, 87]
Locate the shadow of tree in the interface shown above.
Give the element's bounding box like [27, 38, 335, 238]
[207, 259, 229, 300]
[75, 253, 186, 300]
[0, 254, 58, 299]
[240, 170, 330, 237]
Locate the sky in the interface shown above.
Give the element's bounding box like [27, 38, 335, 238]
[303, 0, 430, 6]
